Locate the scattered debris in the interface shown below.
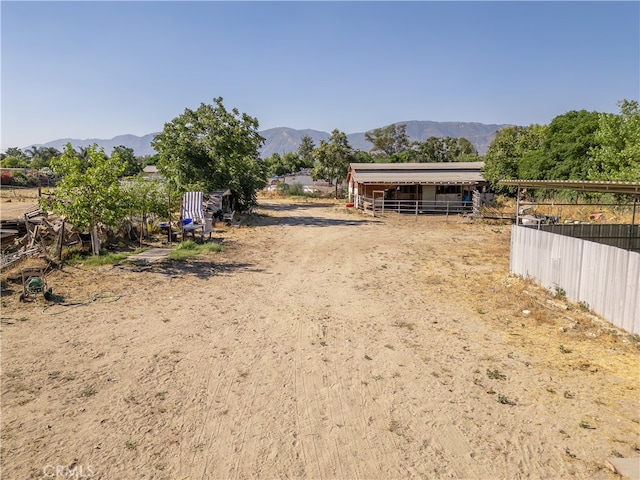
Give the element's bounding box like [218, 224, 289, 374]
[1, 207, 81, 270]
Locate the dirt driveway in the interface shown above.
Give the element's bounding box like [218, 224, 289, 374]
[1, 198, 638, 479]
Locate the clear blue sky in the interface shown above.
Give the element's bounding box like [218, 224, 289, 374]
[1, 1, 638, 150]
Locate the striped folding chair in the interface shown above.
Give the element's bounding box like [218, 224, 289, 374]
[180, 192, 205, 240]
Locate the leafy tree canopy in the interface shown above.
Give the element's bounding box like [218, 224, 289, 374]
[297, 135, 316, 166]
[543, 109, 600, 180]
[365, 123, 410, 157]
[152, 97, 266, 210]
[263, 153, 285, 177]
[112, 145, 142, 177]
[0, 156, 29, 168]
[482, 125, 547, 193]
[48, 143, 128, 253]
[482, 101, 639, 195]
[410, 136, 477, 163]
[351, 150, 375, 163]
[312, 129, 353, 198]
[0, 147, 30, 168]
[1, 147, 29, 161]
[588, 99, 640, 182]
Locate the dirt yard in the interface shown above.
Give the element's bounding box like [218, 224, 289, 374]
[1, 197, 639, 479]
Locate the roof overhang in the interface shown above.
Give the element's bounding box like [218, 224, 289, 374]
[498, 180, 640, 195]
[349, 162, 487, 185]
[353, 172, 486, 185]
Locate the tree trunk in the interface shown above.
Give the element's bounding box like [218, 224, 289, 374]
[90, 224, 101, 255]
[57, 220, 65, 261]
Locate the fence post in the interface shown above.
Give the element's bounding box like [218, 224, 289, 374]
[630, 195, 637, 251]
[415, 201, 418, 216]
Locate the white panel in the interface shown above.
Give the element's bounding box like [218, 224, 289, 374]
[623, 253, 640, 334]
[510, 226, 640, 336]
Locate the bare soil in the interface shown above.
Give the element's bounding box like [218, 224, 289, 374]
[1, 197, 638, 479]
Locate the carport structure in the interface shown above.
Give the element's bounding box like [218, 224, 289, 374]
[500, 179, 640, 251]
[499, 179, 640, 335]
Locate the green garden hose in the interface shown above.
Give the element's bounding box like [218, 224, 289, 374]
[26, 277, 44, 294]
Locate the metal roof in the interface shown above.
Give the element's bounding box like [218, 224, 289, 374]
[350, 162, 484, 171]
[498, 179, 640, 195]
[349, 162, 487, 185]
[353, 171, 485, 185]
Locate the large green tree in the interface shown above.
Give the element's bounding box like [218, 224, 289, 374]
[263, 150, 314, 178]
[112, 145, 142, 177]
[263, 153, 288, 177]
[482, 125, 547, 193]
[365, 123, 410, 157]
[0, 147, 30, 168]
[312, 129, 353, 198]
[48, 143, 127, 254]
[122, 175, 175, 242]
[297, 135, 316, 167]
[351, 150, 375, 164]
[588, 99, 640, 181]
[152, 97, 266, 210]
[39, 147, 61, 169]
[410, 136, 477, 163]
[543, 110, 600, 179]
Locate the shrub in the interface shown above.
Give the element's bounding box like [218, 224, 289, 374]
[0, 172, 13, 185]
[276, 182, 290, 195]
[25, 172, 41, 187]
[11, 171, 28, 187]
[288, 182, 305, 196]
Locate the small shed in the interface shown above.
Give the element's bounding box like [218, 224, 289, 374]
[141, 165, 163, 179]
[204, 189, 233, 216]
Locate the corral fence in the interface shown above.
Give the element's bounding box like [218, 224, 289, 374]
[510, 225, 640, 335]
[359, 196, 473, 217]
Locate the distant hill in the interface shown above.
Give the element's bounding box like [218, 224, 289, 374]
[29, 121, 510, 158]
[260, 128, 330, 158]
[34, 133, 160, 157]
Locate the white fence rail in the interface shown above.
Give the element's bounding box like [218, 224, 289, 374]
[510, 226, 640, 335]
[359, 196, 473, 217]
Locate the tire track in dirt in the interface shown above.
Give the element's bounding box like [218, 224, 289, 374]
[253, 206, 383, 479]
[267, 208, 399, 479]
[3, 199, 638, 479]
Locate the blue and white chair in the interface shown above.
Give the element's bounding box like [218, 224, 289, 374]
[180, 192, 213, 241]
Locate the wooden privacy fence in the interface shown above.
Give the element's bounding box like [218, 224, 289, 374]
[510, 225, 640, 335]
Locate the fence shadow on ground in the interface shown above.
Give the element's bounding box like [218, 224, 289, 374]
[256, 201, 338, 212]
[248, 203, 380, 228]
[248, 215, 379, 228]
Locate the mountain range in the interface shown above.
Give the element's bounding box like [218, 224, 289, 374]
[31, 120, 510, 158]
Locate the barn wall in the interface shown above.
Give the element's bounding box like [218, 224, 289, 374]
[510, 225, 640, 335]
